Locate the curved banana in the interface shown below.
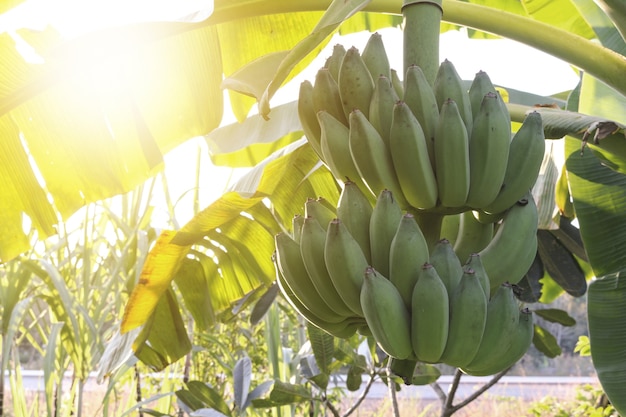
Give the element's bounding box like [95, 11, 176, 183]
[453, 211, 494, 263]
[324, 218, 368, 316]
[275, 259, 363, 339]
[292, 214, 304, 244]
[391, 69, 404, 99]
[462, 283, 520, 373]
[479, 193, 539, 294]
[338, 46, 375, 119]
[434, 99, 470, 208]
[361, 266, 413, 360]
[300, 216, 359, 317]
[298, 80, 323, 158]
[466, 91, 511, 209]
[313, 68, 348, 126]
[369, 189, 403, 277]
[484, 111, 545, 215]
[462, 308, 533, 376]
[440, 214, 461, 245]
[463, 253, 491, 300]
[325, 43, 346, 82]
[389, 101, 438, 210]
[318, 110, 371, 193]
[434, 59, 473, 135]
[468, 70, 511, 128]
[403, 64, 438, 165]
[439, 268, 488, 368]
[304, 197, 336, 231]
[348, 109, 407, 207]
[411, 263, 449, 363]
[337, 180, 373, 262]
[389, 213, 430, 308]
[274, 233, 345, 323]
[429, 238, 463, 295]
[369, 75, 400, 145]
[362, 32, 391, 80]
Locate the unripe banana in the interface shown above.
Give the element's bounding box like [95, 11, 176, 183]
[304, 197, 336, 231]
[434, 99, 470, 208]
[390, 69, 404, 99]
[313, 68, 348, 126]
[466, 92, 511, 208]
[468, 70, 511, 127]
[462, 308, 533, 376]
[439, 268, 488, 368]
[318, 110, 371, 193]
[275, 260, 363, 338]
[484, 111, 545, 215]
[411, 263, 449, 363]
[337, 180, 373, 262]
[479, 193, 539, 294]
[324, 218, 368, 316]
[325, 44, 346, 82]
[338, 46, 375, 119]
[361, 32, 391, 80]
[300, 216, 358, 317]
[298, 80, 323, 158]
[369, 75, 400, 145]
[472, 209, 505, 225]
[274, 233, 344, 323]
[369, 189, 403, 277]
[464, 253, 491, 300]
[429, 238, 463, 295]
[348, 109, 407, 207]
[440, 214, 461, 245]
[361, 266, 413, 360]
[292, 214, 304, 244]
[434, 59, 473, 135]
[389, 101, 438, 210]
[461, 283, 520, 373]
[403, 64, 438, 165]
[453, 211, 494, 263]
[389, 213, 430, 308]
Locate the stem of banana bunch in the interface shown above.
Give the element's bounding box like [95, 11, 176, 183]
[402, 0, 443, 85]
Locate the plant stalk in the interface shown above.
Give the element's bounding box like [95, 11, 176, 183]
[402, 0, 443, 85]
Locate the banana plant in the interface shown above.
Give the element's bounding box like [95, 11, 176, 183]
[3, 0, 626, 414]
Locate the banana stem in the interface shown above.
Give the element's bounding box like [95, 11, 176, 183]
[402, 0, 443, 86]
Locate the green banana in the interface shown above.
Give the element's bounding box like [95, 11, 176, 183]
[466, 91, 511, 209]
[348, 109, 407, 207]
[362, 32, 391, 80]
[411, 263, 449, 363]
[299, 216, 359, 317]
[337, 180, 373, 262]
[318, 110, 369, 192]
[434, 99, 470, 208]
[440, 214, 461, 245]
[324, 218, 368, 316]
[274, 233, 344, 323]
[361, 266, 413, 360]
[369, 189, 404, 277]
[453, 210, 494, 263]
[275, 260, 363, 339]
[338, 46, 375, 119]
[461, 283, 520, 373]
[298, 80, 323, 158]
[479, 193, 539, 294]
[325, 43, 346, 82]
[313, 67, 348, 126]
[464, 253, 491, 300]
[403, 64, 438, 165]
[483, 111, 545, 215]
[369, 75, 400, 145]
[389, 213, 430, 308]
[390, 69, 404, 99]
[292, 214, 304, 244]
[434, 59, 473, 135]
[429, 238, 463, 295]
[304, 197, 336, 231]
[461, 308, 533, 376]
[468, 70, 511, 127]
[439, 268, 488, 368]
[389, 100, 438, 210]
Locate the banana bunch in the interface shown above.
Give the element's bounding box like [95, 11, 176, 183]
[298, 33, 545, 217]
[274, 186, 535, 376]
